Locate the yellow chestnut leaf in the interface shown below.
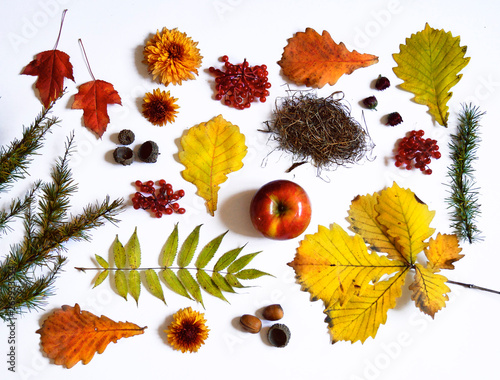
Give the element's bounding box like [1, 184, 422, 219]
[179, 115, 247, 216]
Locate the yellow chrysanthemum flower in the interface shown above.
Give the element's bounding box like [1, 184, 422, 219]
[144, 28, 203, 86]
[165, 307, 209, 353]
[142, 88, 179, 126]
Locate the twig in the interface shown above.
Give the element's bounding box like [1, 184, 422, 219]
[447, 280, 500, 295]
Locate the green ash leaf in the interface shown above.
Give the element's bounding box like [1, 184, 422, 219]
[145, 269, 166, 304]
[113, 235, 126, 269]
[161, 223, 179, 267]
[126, 227, 141, 269]
[177, 225, 201, 268]
[195, 230, 227, 269]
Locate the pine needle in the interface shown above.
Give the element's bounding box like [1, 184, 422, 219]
[446, 103, 484, 244]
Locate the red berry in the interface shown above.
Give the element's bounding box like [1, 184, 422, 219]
[135, 180, 142, 187]
[177, 208, 186, 214]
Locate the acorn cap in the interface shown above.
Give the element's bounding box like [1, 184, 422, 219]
[118, 129, 135, 145]
[267, 323, 291, 348]
[138, 141, 159, 163]
[113, 147, 134, 165]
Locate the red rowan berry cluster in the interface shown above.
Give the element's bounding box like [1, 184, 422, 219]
[395, 130, 441, 175]
[132, 180, 185, 218]
[209, 55, 271, 109]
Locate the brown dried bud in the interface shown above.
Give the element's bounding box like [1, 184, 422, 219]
[239, 314, 262, 334]
[375, 75, 390, 90]
[262, 304, 284, 321]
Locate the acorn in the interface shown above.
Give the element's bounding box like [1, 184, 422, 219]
[267, 323, 291, 348]
[113, 147, 134, 165]
[375, 75, 390, 91]
[239, 314, 262, 334]
[262, 304, 284, 321]
[138, 140, 159, 163]
[118, 129, 135, 145]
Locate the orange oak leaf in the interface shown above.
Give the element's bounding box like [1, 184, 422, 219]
[21, 49, 75, 108]
[72, 79, 122, 138]
[278, 28, 378, 88]
[37, 304, 146, 368]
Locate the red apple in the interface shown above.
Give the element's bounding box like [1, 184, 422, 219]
[249, 179, 312, 240]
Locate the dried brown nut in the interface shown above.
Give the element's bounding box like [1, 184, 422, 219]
[239, 314, 262, 334]
[267, 323, 291, 348]
[113, 147, 134, 165]
[262, 304, 284, 321]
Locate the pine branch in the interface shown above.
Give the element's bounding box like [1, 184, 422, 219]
[446, 103, 484, 243]
[0, 181, 41, 235]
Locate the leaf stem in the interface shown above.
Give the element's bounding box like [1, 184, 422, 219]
[53, 9, 67, 50]
[447, 280, 500, 295]
[75, 266, 228, 274]
[78, 39, 96, 81]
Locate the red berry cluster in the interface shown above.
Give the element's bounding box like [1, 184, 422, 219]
[209, 55, 271, 109]
[395, 130, 441, 175]
[132, 180, 185, 218]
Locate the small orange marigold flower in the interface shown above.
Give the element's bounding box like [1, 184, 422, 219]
[165, 307, 209, 353]
[143, 27, 203, 86]
[142, 88, 179, 126]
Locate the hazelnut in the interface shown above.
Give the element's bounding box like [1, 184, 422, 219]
[239, 314, 262, 334]
[262, 304, 284, 321]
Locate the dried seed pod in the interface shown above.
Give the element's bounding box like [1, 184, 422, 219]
[239, 314, 262, 334]
[138, 140, 159, 163]
[386, 112, 403, 126]
[362, 96, 378, 110]
[375, 75, 390, 90]
[113, 147, 134, 165]
[267, 323, 291, 348]
[262, 304, 284, 321]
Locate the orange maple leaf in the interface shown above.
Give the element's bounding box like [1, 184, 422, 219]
[21, 49, 75, 108]
[278, 28, 379, 88]
[37, 304, 146, 368]
[72, 79, 122, 138]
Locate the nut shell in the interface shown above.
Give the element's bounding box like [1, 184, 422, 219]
[267, 323, 291, 348]
[113, 147, 134, 165]
[262, 304, 284, 321]
[239, 314, 262, 334]
[138, 140, 159, 163]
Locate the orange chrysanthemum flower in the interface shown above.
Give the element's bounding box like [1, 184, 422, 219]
[144, 28, 203, 86]
[165, 307, 209, 353]
[142, 88, 179, 126]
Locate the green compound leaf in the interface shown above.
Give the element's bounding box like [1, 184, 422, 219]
[126, 227, 141, 269]
[213, 246, 245, 272]
[113, 235, 126, 269]
[225, 273, 246, 289]
[178, 268, 204, 307]
[195, 230, 228, 269]
[145, 269, 165, 304]
[160, 268, 192, 300]
[212, 271, 235, 293]
[196, 269, 228, 303]
[177, 224, 201, 268]
[95, 254, 109, 269]
[161, 224, 179, 267]
[392, 23, 470, 127]
[128, 269, 141, 305]
[115, 270, 128, 300]
[93, 270, 109, 288]
[235, 269, 271, 280]
[227, 252, 261, 274]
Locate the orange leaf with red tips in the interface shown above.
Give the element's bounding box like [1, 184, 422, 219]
[72, 79, 122, 138]
[278, 27, 378, 88]
[37, 304, 146, 368]
[21, 49, 74, 108]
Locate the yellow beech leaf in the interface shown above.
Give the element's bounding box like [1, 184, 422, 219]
[179, 115, 247, 216]
[392, 23, 470, 127]
[288, 224, 406, 309]
[410, 263, 450, 318]
[375, 183, 435, 265]
[348, 192, 404, 263]
[425, 233, 464, 272]
[325, 269, 407, 343]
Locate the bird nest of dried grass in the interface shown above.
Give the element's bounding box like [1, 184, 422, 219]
[262, 90, 373, 172]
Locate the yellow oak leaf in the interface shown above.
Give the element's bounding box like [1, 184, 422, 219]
[425, 233, 464, 272]
[278, 27, 378, 88]
[393, 23, 470, 127]
[37, 304, 146, 368]
[179, 115, 247, 216]
[375, 182, 435, 265]
[348, 192, 404, 263]
[410, 263, 450, 318]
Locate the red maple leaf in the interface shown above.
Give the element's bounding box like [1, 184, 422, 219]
[72, 80, 122, 138]
[22, 49, 75, 108]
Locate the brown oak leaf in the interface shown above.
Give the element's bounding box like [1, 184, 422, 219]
[72, 79, 122, 138]
[278, 27, 379, 88]
[37, 304, 146, 368]
[21, 49, 75, 108]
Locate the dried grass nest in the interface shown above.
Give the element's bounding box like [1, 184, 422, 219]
[263, 91, 373, 172]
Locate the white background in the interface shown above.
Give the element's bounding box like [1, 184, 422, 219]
[1, 0, 500, 379]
